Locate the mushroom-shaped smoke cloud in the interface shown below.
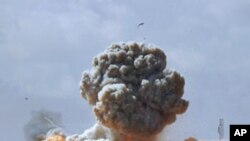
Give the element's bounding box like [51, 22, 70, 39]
[80, 42, 189, 140]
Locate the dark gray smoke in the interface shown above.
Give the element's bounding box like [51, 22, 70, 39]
[80, 42, 189, 140]
[24, 110, 63, 141]
[34, 42, 189, 141]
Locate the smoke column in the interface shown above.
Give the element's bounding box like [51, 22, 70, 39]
[79, 42, 189, 141]
[24, 110, 64, 141]
[32, 42, 189, 141]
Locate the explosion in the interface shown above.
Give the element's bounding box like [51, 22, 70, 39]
[26, 42, 189, 141]
[185, 137, 198, 141]
[46, 135, 65, 141]
[80, 42, 189, 140]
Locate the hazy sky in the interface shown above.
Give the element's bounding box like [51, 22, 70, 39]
[1, 0, 250, 141]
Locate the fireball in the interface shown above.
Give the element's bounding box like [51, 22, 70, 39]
[46, 134, 65, 141]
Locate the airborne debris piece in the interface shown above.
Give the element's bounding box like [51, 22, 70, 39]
[43, 116, 61, 129]
[80, 42, 189, 141]
[137, 22, 144, 27]
[25, 97, 28, 100]
[218, 118, 224, 140]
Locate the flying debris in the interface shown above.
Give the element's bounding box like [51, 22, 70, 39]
[25, 97, 28, 100]
[218, 118, 224, 140]
[137, 22, 144, 27]
[43, 116, 61, 129]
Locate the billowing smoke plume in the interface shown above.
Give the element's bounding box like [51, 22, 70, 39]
[24, 110, 64, 141]
[31, 42, 189, 141]
[79, 42, 189, 140]
[66, 123, 116, 141]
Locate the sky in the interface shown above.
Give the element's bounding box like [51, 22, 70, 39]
[1, 0, 250, 141]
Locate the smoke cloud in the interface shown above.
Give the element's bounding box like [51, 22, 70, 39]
[33, 42, 189, 141]
[24, 110, 64, 141]
[79, 42, 189, 140]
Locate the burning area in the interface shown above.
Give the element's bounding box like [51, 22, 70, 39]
[25, 42, 189, 141]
